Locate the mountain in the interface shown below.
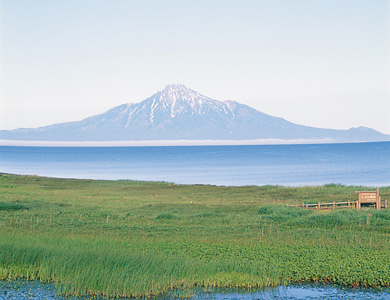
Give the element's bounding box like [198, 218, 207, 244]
[1, 84, 389, 143]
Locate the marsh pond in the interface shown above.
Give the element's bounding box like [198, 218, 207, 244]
[1, 280, 390, 300]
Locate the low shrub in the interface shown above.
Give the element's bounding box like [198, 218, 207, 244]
[0, 202, 28, 211]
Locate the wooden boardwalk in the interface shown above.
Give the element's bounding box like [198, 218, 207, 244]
[288, 188, 388, 211]
[287, 199, 389, 211]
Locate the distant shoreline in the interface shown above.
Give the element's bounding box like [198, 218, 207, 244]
[0, 138, 362, 147]
[1, 173, 390, 188]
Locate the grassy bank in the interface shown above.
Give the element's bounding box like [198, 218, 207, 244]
[1, 174, 390, 298]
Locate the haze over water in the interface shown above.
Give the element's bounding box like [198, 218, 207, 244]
[0, 142, 389, 186]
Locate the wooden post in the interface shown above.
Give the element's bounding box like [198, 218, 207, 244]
[302, 203, 304, 209]
[367, 213, 373, 226]
[385, 199, 388, 209]
[333, 201, 335, 210]
[356, 201, 360, 210]
[348, 200, 350, 208]
[318, 202, 320, 210]
[377, 187, 381, 211]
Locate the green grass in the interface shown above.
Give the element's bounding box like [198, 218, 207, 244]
[0, 173, 390, 298]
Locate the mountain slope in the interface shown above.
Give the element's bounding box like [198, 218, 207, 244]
[1, 84, 389, 142]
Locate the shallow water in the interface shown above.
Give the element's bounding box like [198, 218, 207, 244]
[194, 285, 390, 299]
[1, 281, 390, 300]
[0, 280, 109, 300]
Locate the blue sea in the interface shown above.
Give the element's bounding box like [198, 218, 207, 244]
[0, 142, 389, 186]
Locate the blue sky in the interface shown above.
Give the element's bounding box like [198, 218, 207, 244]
[1, 0, 389, 133]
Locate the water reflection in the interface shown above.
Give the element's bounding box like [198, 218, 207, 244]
[1, 280, 390, 300]
[193, 285, 390, 299]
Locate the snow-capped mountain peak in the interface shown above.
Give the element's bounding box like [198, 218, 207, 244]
[140, 84, 225, 119]
[154, 84, 212, 108]
[162, 84, 191, 93]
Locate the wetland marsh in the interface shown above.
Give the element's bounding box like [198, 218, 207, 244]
[1, 174, 390, 298]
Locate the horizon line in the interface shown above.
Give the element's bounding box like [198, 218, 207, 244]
[0, 138, 379, 148]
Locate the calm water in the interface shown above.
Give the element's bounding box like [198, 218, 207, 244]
[3, 280, 390, 300]
[0, 142, 389, 186]
[1, 281, 390, 300]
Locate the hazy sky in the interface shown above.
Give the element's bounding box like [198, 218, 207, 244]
[1, 0, 389, 134]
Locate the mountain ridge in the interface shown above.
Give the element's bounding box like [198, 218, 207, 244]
[1, 84, 389, 143]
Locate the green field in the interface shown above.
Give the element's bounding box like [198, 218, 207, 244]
[1, 174, 390, 298]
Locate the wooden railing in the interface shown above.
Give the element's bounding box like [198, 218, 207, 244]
[287, 200, 388, 210]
